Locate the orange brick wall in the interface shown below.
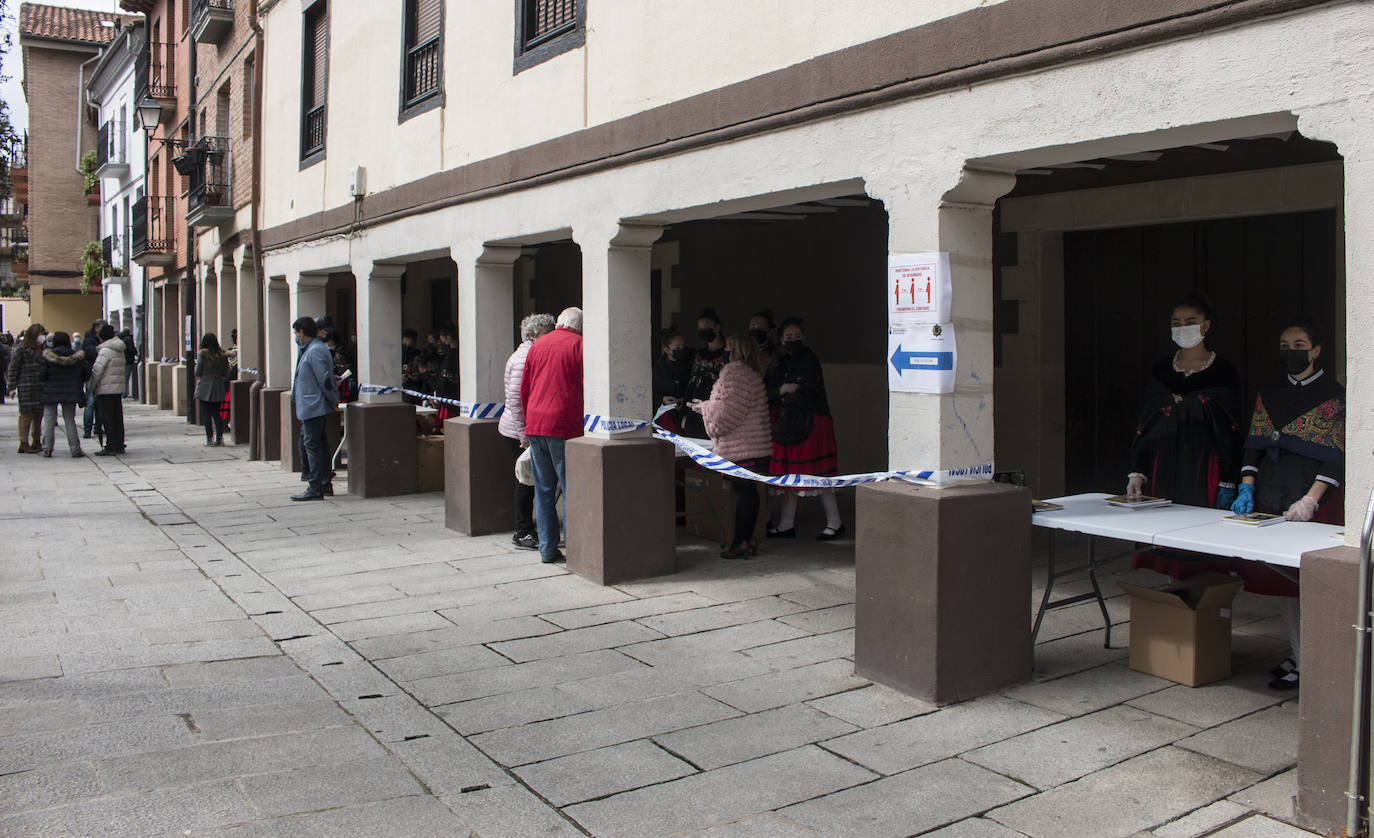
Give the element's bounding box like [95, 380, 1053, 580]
[24, 45, 100, 289]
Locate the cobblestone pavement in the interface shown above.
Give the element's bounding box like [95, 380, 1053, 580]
[0, 402, 1318, 836]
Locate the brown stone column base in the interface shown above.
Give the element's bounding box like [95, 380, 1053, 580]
[346, 403, 418, 498]
[157, 364, 174, 410]
[229, 380, 254, 446]
[280, 391, 301, 473]
[1296, 544, 1358, 833]
[444, 417, 516, 536]
[145, 363, 159, 406]
[259, 388, 283, 461]
[855, 480, 1032, 705]
[566, 436, 675, 586]
[247, 382, 263, 459]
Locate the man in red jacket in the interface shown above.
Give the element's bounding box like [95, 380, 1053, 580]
[520, 307, 584, 563]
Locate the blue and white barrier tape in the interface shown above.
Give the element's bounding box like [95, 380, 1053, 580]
[360, 384, 400, 395]
[401, 389, 505, 419]
[239, 367, 259, 376]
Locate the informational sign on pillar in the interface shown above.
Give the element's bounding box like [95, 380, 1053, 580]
[184, 315, 193, 354]
[888, 323, 956, 394]
[887, 251, 954, 393]
[888, 251, 950, 325]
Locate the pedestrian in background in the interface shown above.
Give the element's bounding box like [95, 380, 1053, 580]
[7, 324, 45, 453]
[90, 325, 127, 456]
[499, 312, 556, 551]
[290, 317, 338, 500]
[697, 334, 773, 559]
[39, 332, 89, 458]
[520, 307, 584, 564]
[121, 329, 138, 400]
[80, 320, 103, 439]
[195, 334, 231, 447]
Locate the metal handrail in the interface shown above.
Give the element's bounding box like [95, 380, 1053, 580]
[1349, 484, 1374, 835]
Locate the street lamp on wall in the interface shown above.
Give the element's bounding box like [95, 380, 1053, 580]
[135, 98, 162, 133]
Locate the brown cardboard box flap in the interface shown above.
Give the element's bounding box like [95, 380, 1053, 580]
[1119, 573, 1243, 611]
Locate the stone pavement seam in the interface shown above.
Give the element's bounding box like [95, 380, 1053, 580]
[81, 446, 592, 837]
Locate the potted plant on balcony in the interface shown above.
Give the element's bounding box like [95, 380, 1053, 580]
[79, 240, 121, 294]
[80, 151, 99, 205]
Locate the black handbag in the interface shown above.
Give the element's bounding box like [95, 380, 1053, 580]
[773, 396, 812, 446]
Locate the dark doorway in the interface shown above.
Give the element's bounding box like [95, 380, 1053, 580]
[1063, 209, 1338, 494]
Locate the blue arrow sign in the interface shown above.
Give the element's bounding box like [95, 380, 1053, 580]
[890, 345, 954, 375]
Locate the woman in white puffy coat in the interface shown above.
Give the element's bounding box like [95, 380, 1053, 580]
[497, 313, 556, 550]
[90, 325, 127, 455]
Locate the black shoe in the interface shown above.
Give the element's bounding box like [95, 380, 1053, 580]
[291, 491, 324, 501]
[1269, 670, 1299, 691]
[94, 449, 117, 457]
[512, 533, 538, 551]
[540, 551, 566, 564]
[205, 440, 215, 447]
[817, 524, 847, 541]
[82, 432, 92, 439]
[767, 526, 796, 539]
[1269, 657, 1296, 678]
[322, 485, 334, 496]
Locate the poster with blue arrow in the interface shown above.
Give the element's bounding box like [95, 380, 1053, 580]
[888, 323, 956, 393]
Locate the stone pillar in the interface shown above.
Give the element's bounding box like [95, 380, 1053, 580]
[201, 266, 218, 345]
[447, 244, 519, 535]
[145, 286, 161, 405]
[259, 276, 290, 461]
[280, 273, 327, 473]
[1291, 107, 1370, 833]
[347, 262, 417, 497]
[567, 222, 676, 585]
[855, 168, 1029, 704]
[233, 247, 261, 451]
[218, 257, 237, 350]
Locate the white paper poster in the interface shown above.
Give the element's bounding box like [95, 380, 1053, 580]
[888, 251, 951, 324]
[888, 323, 956, 394]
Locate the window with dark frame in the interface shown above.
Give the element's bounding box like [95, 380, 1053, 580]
[300, 1, 328, 163]
[514, 0, 583, 74]
[402, 0, 442, 113]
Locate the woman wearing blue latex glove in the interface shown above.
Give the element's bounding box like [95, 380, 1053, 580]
[1127, 295, 1243, 507]
[1237, 316, 1345, 692]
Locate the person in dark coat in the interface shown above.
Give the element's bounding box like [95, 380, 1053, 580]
[195, 333, 231, 446]
[7, 324, 45, 452]
[39, 332, 89, 458]
[0, 333, 11, 404]
[81, 321, 103, 438]
[121, 329, 139, 399]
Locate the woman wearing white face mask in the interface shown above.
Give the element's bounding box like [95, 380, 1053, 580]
[1125, 295, 1243, 508]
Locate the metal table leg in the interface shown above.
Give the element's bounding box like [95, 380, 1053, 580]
[1032, 533, 1115, 649]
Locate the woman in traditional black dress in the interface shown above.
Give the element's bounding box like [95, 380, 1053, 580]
[1125, 295, 1243, 508]
[765, 318, 844, 541]
[1230, 315, 1345, 690]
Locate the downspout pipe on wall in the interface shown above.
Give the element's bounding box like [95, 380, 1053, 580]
[185, 24, 198, 423]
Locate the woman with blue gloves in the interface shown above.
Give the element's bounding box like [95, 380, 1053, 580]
[1230, 315, 1345, 690]
[1126, 295, 1243, 508]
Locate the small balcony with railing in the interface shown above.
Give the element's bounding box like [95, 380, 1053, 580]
[135, 41, 177, 127]
[131, 195, 175, 266]
[95, 122, 128, 179]
[182, 136, 233, 227]
[404, 34, 440, 110]
[191, 0, 234, 44]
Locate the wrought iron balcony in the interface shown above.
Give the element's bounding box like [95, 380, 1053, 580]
[404, 36, 440, 108]
[135, 40, 176, 126]
[95, 122, 128, 179]
[186, 136, 233, 227]
[131, 195, 175, 266]
[302, 105, 325, 160]
[191, 0, 233, 44]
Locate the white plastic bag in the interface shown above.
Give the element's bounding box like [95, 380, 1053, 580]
[515, 446, 534, 486]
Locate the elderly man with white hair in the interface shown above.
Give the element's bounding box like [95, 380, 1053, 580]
[499, 312, 557, 550]
[518, 307, 584, 563]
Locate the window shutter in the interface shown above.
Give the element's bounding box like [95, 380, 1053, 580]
[412, 0, 440, 46]
[312, 8, 328, 108]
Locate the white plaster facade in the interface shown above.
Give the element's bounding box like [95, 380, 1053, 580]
[87, 23, 146, 345]
[256, 1, 1374, 534]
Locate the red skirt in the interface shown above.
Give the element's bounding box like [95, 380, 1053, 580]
[771, 412, 839, 480]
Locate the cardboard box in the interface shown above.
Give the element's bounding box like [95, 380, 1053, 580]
[416, 434, 445, 493]
[1120, 573, 1244, 687]
[682, 467, 767, 545]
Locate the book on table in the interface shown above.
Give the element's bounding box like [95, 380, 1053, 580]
[1104, 495, 1173, 509]
[1221, 512, 1284, 527]
[1031, 500, 1063, 512]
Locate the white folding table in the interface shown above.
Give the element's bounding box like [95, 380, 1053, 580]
[1032, 492, 1343, 648]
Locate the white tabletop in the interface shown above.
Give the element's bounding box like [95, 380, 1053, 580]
[1031, 493, 1232, 541]
[1034, 493, 1344, 568]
